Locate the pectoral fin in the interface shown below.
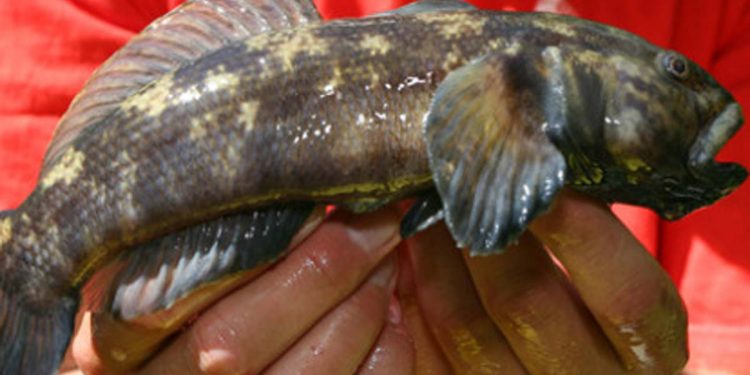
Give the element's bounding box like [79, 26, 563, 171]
[91, 203, 318, 372]
[401, 190, 445, 238]
[425, 52, 567, 255]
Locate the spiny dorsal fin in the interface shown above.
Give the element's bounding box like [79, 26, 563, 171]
[42, 0, 321, 175]
[425, 51, 567, 255]
[376, 0, 476, 16]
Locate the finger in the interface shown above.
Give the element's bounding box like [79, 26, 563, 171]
[396, 246, 454, 375]
[463, 232, 623, 374]
[529, 190, 687, 373]
[137, 207, 402, 375]
[406, 223, 527, 374]
[265, 255, 398, 375]
[358, 296, 416, 375]
[71, 312, 102, 375]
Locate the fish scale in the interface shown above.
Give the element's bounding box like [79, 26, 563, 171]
[0, 1, 746, 374]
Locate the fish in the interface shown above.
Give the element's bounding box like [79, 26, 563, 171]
[0, 0, 746, 373]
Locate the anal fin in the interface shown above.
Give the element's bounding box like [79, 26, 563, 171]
[90, 203, 318, 373]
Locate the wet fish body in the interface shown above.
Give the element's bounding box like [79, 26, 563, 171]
[0, 1, 745, 374]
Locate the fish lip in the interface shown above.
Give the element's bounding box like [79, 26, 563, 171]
[660, 161, 748, 220]
[686, 102, 747, 195]
[659, 103, 748, 219]
[689, 103, 744, 167]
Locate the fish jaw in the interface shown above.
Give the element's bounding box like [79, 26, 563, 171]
[661, 103, 748, 220]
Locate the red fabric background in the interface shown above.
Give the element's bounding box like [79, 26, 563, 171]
[1, 0, 749, 372]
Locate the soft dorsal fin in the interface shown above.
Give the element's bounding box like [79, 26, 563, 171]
[376, 0, 476, 16]
[42, 0, 321, 175]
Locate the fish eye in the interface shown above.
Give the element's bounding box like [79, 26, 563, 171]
[662, 52, 689, 80]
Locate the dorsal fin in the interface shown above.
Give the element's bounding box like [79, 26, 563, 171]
[41, 0, 321, 174]
[376, 0, 476, 16]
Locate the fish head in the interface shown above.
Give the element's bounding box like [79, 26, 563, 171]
[572, 48, 747, 219]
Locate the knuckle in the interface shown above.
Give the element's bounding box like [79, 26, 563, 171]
[602, 279, 687, 333]
[300, 248, 341, 289]
[480, 271, 557, 318]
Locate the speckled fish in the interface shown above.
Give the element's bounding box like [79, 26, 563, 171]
[0, 0, 746, 373]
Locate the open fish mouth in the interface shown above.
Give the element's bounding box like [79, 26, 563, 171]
[662, 103, 748, 219]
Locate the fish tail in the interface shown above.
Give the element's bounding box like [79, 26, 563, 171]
[0, 275, 78, 375]
[0, 211, 78, 375]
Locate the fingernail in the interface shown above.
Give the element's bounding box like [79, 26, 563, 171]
[369, 256, 396, 288]
[198, 349, 234, 374]
[347, 209, 400, 253]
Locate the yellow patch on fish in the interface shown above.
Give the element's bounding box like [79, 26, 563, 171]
[359, 34, 392, 55]
[359, 63, 382, 86]
[319, 66, 345, 93]
[590, 166, 604, 184]
[239, 100, 260, 133]
[0, 216, 11, 248]
[624, 157, 651, 172]
[42, 148, 86, 190]
[442, 45, 467, 71]
[532, 17, 576, 37]
[436, 14, 486, 39]
[113, 150, 141, 232]
[572, 49, 608, 68]
[189, 118, 208, 142]
[188, 112, 216, 142]
[502, 40, 522, 56]
[121, 74, 174, 117]
[624, 157, 651, 184]
[203, 67, 240, 94]
[220, 144, 242, 180]
[272, 32, 331, 71]
[611, 55, 658, 79]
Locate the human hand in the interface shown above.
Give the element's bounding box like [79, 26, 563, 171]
[400, 189, 687, 374]
[64, 207, 415, 375]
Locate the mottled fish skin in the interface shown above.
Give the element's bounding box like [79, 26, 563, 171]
[539, 41, 745, 219]
[0, 10, 739, 307]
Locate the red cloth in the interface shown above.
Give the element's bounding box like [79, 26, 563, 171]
[0, 0, 748, 371]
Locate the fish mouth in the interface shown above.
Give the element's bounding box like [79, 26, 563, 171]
[689, 103, 744, 166]
[663, 102, 749, 219]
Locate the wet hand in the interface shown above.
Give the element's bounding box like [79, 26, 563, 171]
[401, 189, 687, 374]
[66, 207, 414, 375]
